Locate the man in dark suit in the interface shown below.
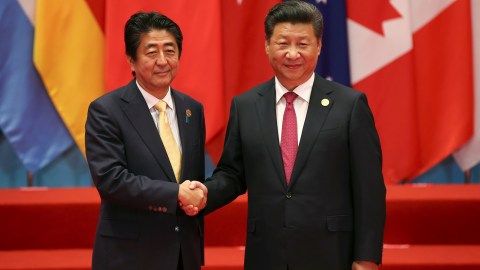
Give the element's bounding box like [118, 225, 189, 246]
[86, 12, 206, 270]
[200, 1, 386, 269]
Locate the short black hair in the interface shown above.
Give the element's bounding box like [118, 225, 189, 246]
[264, 0, 323, 41]
[124, 11, 183, 61]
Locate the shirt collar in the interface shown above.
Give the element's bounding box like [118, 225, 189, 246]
[275, 73, 315, 104]
[136, 80, 175, 111]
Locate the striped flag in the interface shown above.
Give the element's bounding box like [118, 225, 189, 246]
[0, 0, 73, 172]
[34, 0, 105, 155]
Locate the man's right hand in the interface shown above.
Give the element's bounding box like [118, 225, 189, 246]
[178, 180, 206, 216]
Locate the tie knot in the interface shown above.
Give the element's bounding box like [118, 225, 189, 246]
[284, 92, 298, 104]
[154, 100, 167, 112]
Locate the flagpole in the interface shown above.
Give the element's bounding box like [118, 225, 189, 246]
[465, 170, 471, 184]
[27, 172, 33, 187]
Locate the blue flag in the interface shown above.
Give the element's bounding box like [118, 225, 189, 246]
[304, 0, 351, 86]
[0, 0, 73, 172]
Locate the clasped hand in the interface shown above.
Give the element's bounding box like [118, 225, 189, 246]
[178, 180, 208, 216]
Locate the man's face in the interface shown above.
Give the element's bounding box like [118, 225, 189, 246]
[128, 29, 179, 96]
[265, 22, 321, 90]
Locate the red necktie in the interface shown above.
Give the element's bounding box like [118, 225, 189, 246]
[281, 92, 298, 185]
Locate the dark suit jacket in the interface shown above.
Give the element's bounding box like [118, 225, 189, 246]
[86, 80, 205, 270]
[205, 74, 386, 270]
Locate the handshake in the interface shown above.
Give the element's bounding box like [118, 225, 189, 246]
[178, 180, 208, 216]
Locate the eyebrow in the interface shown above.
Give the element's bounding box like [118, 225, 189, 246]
[145, 41, 176, 48]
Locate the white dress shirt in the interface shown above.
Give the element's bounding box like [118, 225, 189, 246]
[275, 73, 315, 145]
[136, 81, 182, 154]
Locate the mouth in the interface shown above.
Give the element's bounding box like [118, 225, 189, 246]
[284, 64, 302, 69]
[154, 70, 170, 75]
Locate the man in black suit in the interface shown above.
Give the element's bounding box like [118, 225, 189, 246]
[86, 12, 206, 270]
[199, 1, 386, 269]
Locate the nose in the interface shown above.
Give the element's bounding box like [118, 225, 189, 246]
[156, 52, 168, 65]
[286, 47, 300, 59]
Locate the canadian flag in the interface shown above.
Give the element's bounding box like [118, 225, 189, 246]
[347, 0, 474, 184]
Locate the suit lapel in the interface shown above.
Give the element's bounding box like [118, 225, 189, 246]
[120, 81, 177, 182]
[255, 79, 287, 188]
[289, 75, 334, 188]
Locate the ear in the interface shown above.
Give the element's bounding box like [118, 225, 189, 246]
[265, 40, 270, 55]
[126, 56, 135, 71]
[317, 39, 322, 56]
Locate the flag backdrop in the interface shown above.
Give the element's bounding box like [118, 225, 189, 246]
[0, 0, 479, 187]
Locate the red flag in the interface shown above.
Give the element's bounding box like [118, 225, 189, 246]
[207, 0, 279, 162]
[347, 0, 474, 183]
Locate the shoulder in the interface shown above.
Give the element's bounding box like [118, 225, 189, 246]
[171, 88, 204, 111]
[313, 75, 374, 113]
[90, 80, 136, 108]
[314, 74, 363, 100]
[234, 77, 276, 102]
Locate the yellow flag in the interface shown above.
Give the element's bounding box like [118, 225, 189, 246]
[34, 0, 104, 155]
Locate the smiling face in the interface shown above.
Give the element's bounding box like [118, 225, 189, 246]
[127, 29, 179, 98]
[266, 22, 321, 91]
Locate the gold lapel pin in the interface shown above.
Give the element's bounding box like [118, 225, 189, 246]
[321, 98, 330, 107]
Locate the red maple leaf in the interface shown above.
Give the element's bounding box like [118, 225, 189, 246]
[347, 0, 402, 36]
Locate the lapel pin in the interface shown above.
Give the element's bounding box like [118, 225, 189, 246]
[321, 98, 330, 107]
[186, 109, 192, 124]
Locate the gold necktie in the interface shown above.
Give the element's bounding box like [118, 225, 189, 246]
[154, 101, 181, 182]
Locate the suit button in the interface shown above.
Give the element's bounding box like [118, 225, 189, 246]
[286, 192, 292, 199]
[175, 226, 180, 232]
